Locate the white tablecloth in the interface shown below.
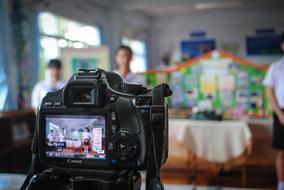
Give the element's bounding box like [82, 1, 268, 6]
[169, 119, 252, 163]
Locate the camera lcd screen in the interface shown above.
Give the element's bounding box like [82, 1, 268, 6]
[45, 115, 106, 160]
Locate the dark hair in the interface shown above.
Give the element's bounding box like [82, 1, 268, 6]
[48, 59, 62, 69]
[281, 31, 284, 44]
[116, 45, 133, 56]
[84, 127, 90, 132]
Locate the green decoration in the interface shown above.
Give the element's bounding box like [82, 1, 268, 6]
[71, 58, 96, 73]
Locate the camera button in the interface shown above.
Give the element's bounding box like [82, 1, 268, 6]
[136, 98, 142, 106]
[119, 143, 127, 149]
[120, 132, 126, 137]
[54, 102, 62, 106]
[111, 112, 116, 121]
[109, 96, 116, 102]
[108, 142, 114, 150]
[111, 125, 117, 133]
[44, 101, 53, 106]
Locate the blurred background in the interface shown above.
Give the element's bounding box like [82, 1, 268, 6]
[0, 0, 284, 189]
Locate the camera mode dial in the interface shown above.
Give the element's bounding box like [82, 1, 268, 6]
[120, 83, 147, 94]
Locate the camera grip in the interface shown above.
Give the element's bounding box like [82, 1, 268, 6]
[115, 97, 141, 134]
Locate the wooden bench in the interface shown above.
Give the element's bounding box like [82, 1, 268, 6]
[0, 109, 36, 173]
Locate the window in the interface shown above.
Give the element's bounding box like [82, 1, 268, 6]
[0, 0, 8, 110]
[0, 61, 8, 111]
[122, 37, 147, 73]
[39, 12, 101, 79]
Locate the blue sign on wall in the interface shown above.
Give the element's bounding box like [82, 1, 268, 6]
[246, 28, 282, 56]
[246, 35, 282, 55]
[181, 39, 216, 58]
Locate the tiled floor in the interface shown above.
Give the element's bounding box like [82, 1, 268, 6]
[161, 166, 277, 189]
[0, 173, 274, 190]
[0, 174, 25, 190]
[163, 185, 272, 190]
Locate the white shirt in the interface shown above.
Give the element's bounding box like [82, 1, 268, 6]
[31, 79, 65, 109]
[47, 133, 54, 142]
[72, 131, 79, 140]
[83, 132, 91, 140]
[113, 70, 147, 87]
[263, 56, 284, 108]
[59, 132, 65, 142]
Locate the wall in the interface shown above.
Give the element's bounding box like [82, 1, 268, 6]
[150, 7, 284, 67]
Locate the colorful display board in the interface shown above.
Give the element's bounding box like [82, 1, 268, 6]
[145, 51, 269, 117]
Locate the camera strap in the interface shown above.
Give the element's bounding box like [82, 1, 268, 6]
[146, 107, 165, 190]
[146, 84, 172, 190]
[20, 110, 42, 190]
[146, 131, 164, 190]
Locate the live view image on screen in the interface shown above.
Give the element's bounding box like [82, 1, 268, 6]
[45, 115, 106, 160]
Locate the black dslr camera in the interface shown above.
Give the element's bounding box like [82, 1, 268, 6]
[21, 69, 172, 190]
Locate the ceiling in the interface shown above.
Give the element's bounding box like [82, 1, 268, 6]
[22, 0, 284, 16]
[22, 0, 284, 17]
[118, 0, 284, 16]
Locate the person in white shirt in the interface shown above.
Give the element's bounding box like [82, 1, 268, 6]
[114, 45, 147, 86]
[31, 59, 65, 110]
[263, 32, 284, 190]
[82, 127, 91, 153]
[59, 128, 66, 142]
[47, 130, 54, 145]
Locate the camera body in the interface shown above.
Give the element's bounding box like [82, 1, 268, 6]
[37, 69, 170, 171]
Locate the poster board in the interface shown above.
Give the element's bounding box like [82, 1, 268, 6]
[61, 46, 110, 80]
[144, 51, 268, 116]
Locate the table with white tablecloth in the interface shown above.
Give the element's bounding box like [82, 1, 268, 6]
[166, 119, 252, 171]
